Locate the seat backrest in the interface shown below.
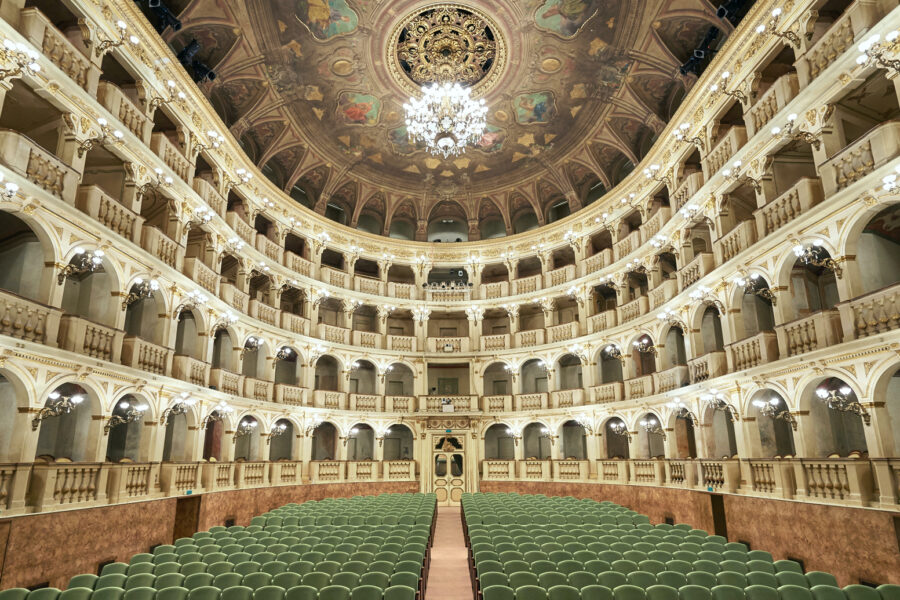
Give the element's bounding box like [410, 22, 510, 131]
[482, 585, 515, 600]
[744, 585, 779, 600]
[646, 586, 679, 600]
[842, 586, 880, 600]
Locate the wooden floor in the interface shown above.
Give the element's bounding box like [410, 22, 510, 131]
[425, 506, 474, 599]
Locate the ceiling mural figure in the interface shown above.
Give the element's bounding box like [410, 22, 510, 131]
[182, 0, 716, 236]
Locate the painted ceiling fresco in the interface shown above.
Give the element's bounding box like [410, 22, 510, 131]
[166, 0, 724, 236]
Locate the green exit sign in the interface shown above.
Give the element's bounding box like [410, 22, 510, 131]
[445, 429, 452, 433]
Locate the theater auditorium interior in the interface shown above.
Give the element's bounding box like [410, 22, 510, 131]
[0, 0, 897, 598]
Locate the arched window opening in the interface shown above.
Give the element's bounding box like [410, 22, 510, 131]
[234, 416, 260, 461]
[202, 413, 225, 461]
[162, 412, 191, 462]
[855, 204, 900, 294]
[739, 275, 776, 338]
[311, 422, 337, 460]
[285, 233, 307, 260]
[483, 362, 512, 396]
[265, 421, 291, 459]
[211, 328, 235, 371]
[513, 211, 539, 234]
[385, 363, 414, 397]
[750, 390, 795, 457]
[594, 284, 617, 313]
[663, 326, 688, 368]
[389, 219, 415, 240]
[631, 335, 657, 377]
[348, 359, 376, 395]
[480, 218, 507, 239]
[0, 211, 45, 301]
[280, 286, 305, 317]
[175, 310, 202, 359]
[809, 378, 867, 457]
[351, 305, 377, 334]
[599, 346, 624, 383]
[604, 418, 630, 459]
[704, 405, 738, 459]
[521, 359, 549, 394]
[35, 383, 95, 462]
[60, 250, 115, 326]
[561, 421, 587, 460]
[357, 213, 382, 235]
[123, 280, 165, 345]
[346, 424, 374, 460]
[556, 354, 583, 391]
[383, 425, 414, 460]
[637, 413, 666, 458]
[700, 306, 725, 354]
[106, 394, 148, 462]
[523, 423, 552, 460]
[672, 410, 697, 459]
[789, 248, 839, 318]
[657, 252, 678, 280]
[274, 346, 300, 386]
[483, 424, 516, 460]
[0, 374, 19, 462]
[314, 355, 340, 391]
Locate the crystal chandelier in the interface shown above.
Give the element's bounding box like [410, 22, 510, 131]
[404, 82, 488, 159]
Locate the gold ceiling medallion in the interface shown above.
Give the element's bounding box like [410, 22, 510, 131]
[391, 4, 505, 94]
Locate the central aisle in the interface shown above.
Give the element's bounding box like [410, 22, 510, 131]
[425, 505, 474, 599]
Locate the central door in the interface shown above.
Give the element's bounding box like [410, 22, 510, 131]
[432, 433, 466, 505]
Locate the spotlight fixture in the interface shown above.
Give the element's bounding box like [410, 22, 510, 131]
[104, 399, 149, 434]
[32, 390, 85, 430]
[57, 248, 105, 285]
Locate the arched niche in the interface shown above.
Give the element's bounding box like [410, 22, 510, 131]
[383, 424, 414, 460]
[124, 281, 166, 346]
[0, 211, 50, 302]
[234, 415, 261, 461]
[853, 203, 900, 294]
[807, 378, 867, 457]
[174, 309, 203, 359]
[311, 422, 337, 460]
[560, 421, 587, 460]
[274, 346, 301, 385]
[556, 354, 583, 391]
[879, 365, 900, 456]
[35, 383, 99, 462]
[604, 418, 630, 459]
[483, 423, 515, 460]
[211, 327, 236, 371]
[346, 423, 374, 460]
[202, 412, 227, 461]
[787, 250, 839, 320]
[105, 394, 150, 462]
[348, 359, 377, 395]
[389, 219, 415, 240]
[483, 362, 512, 396]
[670, 409, 697, 459]
[0, 372, 28, 462]
[637, 413, 666, 458]
[521, 359, 549, 394]
[513, 210, 539, 234]
[662, 326, 687, 368]
[268, 418, 294, 461]
[60, 250, 117, 327]
[385, 363, 414, 396]
[279, 286, 305, 318]
[598, 346, 624, 383]
[522, 422, 552, 459]
[750, 390, 796, 457]
[162, 408, 194, 462]
[314, 355, 340, 391]
[699, 305, 725, 354]
[738, 275, 776, 338]
[703, 404, 738, 459]
[241, 339, 268, 380]
[631, 335, 657, 377]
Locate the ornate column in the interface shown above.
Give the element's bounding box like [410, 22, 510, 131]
[341, 298, 360, 330]
[466, 305, 484, 349]
[413, 306, 430, 353]
[539, 296, 555, 329]
[376, 304, 393, 337]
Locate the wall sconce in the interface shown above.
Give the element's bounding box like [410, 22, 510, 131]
[574, 414, 599, 435]
[104, 399, 148, 434]
[122, 277, 159, 309]
[667, 397, 694, 423]
[0, 172, 19, 198]
[608, 420, 632, 441]
[412, 305, 431, 322]
[709, 71, 747, 104]
[194, 130, 225, 153]
[639, 417, 667, 439]
[0, 38, 39, 82]
[539, 426, 557, 445]
[792, 241, 842, 277]
[57, 247, 104, 285]
[344, 360, 361, 380]
[755, 7, 803, 47]
[567, 343, 589, 364]
[241, 336, 263, 359]
[857, 32, 900, 76]
[200, 401, 233, 429]
[465, 305, 484, 321]
[225, 168, 252, 190]
[342, 426, 359, 446]
[632, 337, 657, 356]
[602, 344, 623, 360]
[881, 165, 900, 191]
[190, 205, 214, 226]
[94, 20, 139, 57]
[734, 272, 776, 304]
[657, 308, 681, 326]
[303, 415, 324, 436]
[679, 203, 700, 220]
[596, 273, 619, 290]
[643, 164, 671, 187]
[753, 396, 798, 430]
[233, 419, 258, 441]
[77, 118, 124, 158]
[307, 343, 328, 366]
[816, 384, 870, 425]
[266, 422, 288, 444]
[504, 363, 519, 382]
[377, 364, 394, 382]
[159, 392, 196, 425]
[275, 346, 293, 361]
[149, 79, 186, 111]
[722, 160, 762, 191]
[138, 168, 174, 198]
[563, 229, 584, 252]
[703, 389, 739, 422]
[688, 284, 723, 311]
[771, 113, 821, 150]
[672, 122, 705, 151]
[310, 288, 330, 309]
[32, 391, 84, 430]
[649, 234, 669, 249]
[375, 425, 393, 447]
[379, 305, 395, 323]
[183, 289, 209, 310]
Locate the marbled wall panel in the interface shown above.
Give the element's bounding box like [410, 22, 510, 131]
[0, 498, 177, 589]
[196, 481, 420, 530]
[479, 481, 900, 586]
